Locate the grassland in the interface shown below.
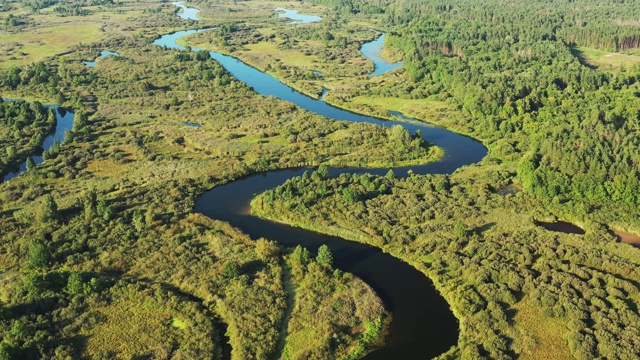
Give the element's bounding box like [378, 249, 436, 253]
[0, 23, 104, 68]
[571, 46, 640, 73]
[0, 0, 193, 69]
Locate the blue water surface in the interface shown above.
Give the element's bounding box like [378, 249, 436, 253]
[84, 50, 120, 67]
[275, 7, 322, 24]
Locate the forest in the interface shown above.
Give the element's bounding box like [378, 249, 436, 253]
[1, 0, 640, 359]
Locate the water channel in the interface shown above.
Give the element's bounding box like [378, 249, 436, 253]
[2, 104, 75, 182]
[160, 5, 487, 358]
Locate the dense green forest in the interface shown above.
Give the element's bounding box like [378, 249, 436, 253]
[2, 0, 640, 358]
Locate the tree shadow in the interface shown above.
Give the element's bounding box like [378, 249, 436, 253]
[569, 47, 598, 70]
[472, 222, 496, 235]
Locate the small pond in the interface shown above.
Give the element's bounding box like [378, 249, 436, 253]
[537, 221, 585, 235]
[84, 50, 120, 67]
[614, 231, 640, 248]
[182, 121, 201, 128]
[275, 7, 322, 24]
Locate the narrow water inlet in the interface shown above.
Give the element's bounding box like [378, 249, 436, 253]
[1, 105, 75, 183]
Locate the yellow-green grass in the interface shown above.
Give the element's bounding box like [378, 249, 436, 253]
[84, 294, 202, 358]
[0, 23, 104, 68]
[172, 318, 187, 330]
[571, 46, 640, 73]
[243, 40, 323, 70]
[342, 95, 462, 125]
[512, 301, 572, 360]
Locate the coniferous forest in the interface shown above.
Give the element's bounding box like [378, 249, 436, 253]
[1, 0, 640, 359]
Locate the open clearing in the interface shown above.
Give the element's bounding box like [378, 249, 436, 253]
[571, 46, 640, 73]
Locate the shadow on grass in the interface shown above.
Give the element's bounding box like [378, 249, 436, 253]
[569, 47, 598, 70]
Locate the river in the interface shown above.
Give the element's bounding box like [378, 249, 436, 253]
[2, 104, 75, 182]
[163, 5, 487, 359]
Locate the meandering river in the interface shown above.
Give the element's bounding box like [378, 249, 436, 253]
[160, 4, 488, 359]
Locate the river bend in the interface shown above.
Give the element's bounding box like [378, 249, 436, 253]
[163, 6, 488, 359]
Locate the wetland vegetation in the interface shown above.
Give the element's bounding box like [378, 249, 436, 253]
[1, 0, 640, 359]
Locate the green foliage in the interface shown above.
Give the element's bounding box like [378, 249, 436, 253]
[255, 238, 279, 262]
[253, 167, 640, 359]
[72, 111, 86, 131]
[222, 260, 241, 279]
[453, 220, 467, 239]
[3, 1, 640, 358]
[25, 157, 35, 172]
[36, 194, 58, 222]
[0, 342, 14, 360]
[132, 210, 145, 232]
[282, 249, 386, 359]
[316, 164, 329, 179]
[22, 273, 46, 297]
[65, 272, 83, 296]
[342, 186, 360, 203]
[29, 238, 50, 268]
[0, 97, 54, 175]
[291, 245, 311, 265]
[316, 244, 333, 266]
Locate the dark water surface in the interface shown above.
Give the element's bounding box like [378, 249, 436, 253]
[161, 5, 488, 358]
[614, 231, 640, 248]
[537, 221, 585, 235]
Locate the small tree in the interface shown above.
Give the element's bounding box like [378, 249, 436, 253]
[5, 146, 16, 158]
[454, 220, 468, 239]
[222, 261, 240, 279]
[29, 238, 50, 268]
[102, 206, 115, 221]
[36, 194, 58, 222]
[342, 187, 360, 203]
[132, 210, 145, 232]
[0, 300, 6, 321]
[96, 199, 108, 215]
[385, 169, 395, 179]
[255, 238, 279, 261]
[316, 244, 333, 266]
[66, 272, 83, 296]
[73, 111, 87, 131]
[0, 342, 14, 360]
[291, 245, 311, 265]
[83, 188, 97, 220]
[23, 273, 46, 298]
[25, 157, 35, 172]
[316, 165, 329, 180]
